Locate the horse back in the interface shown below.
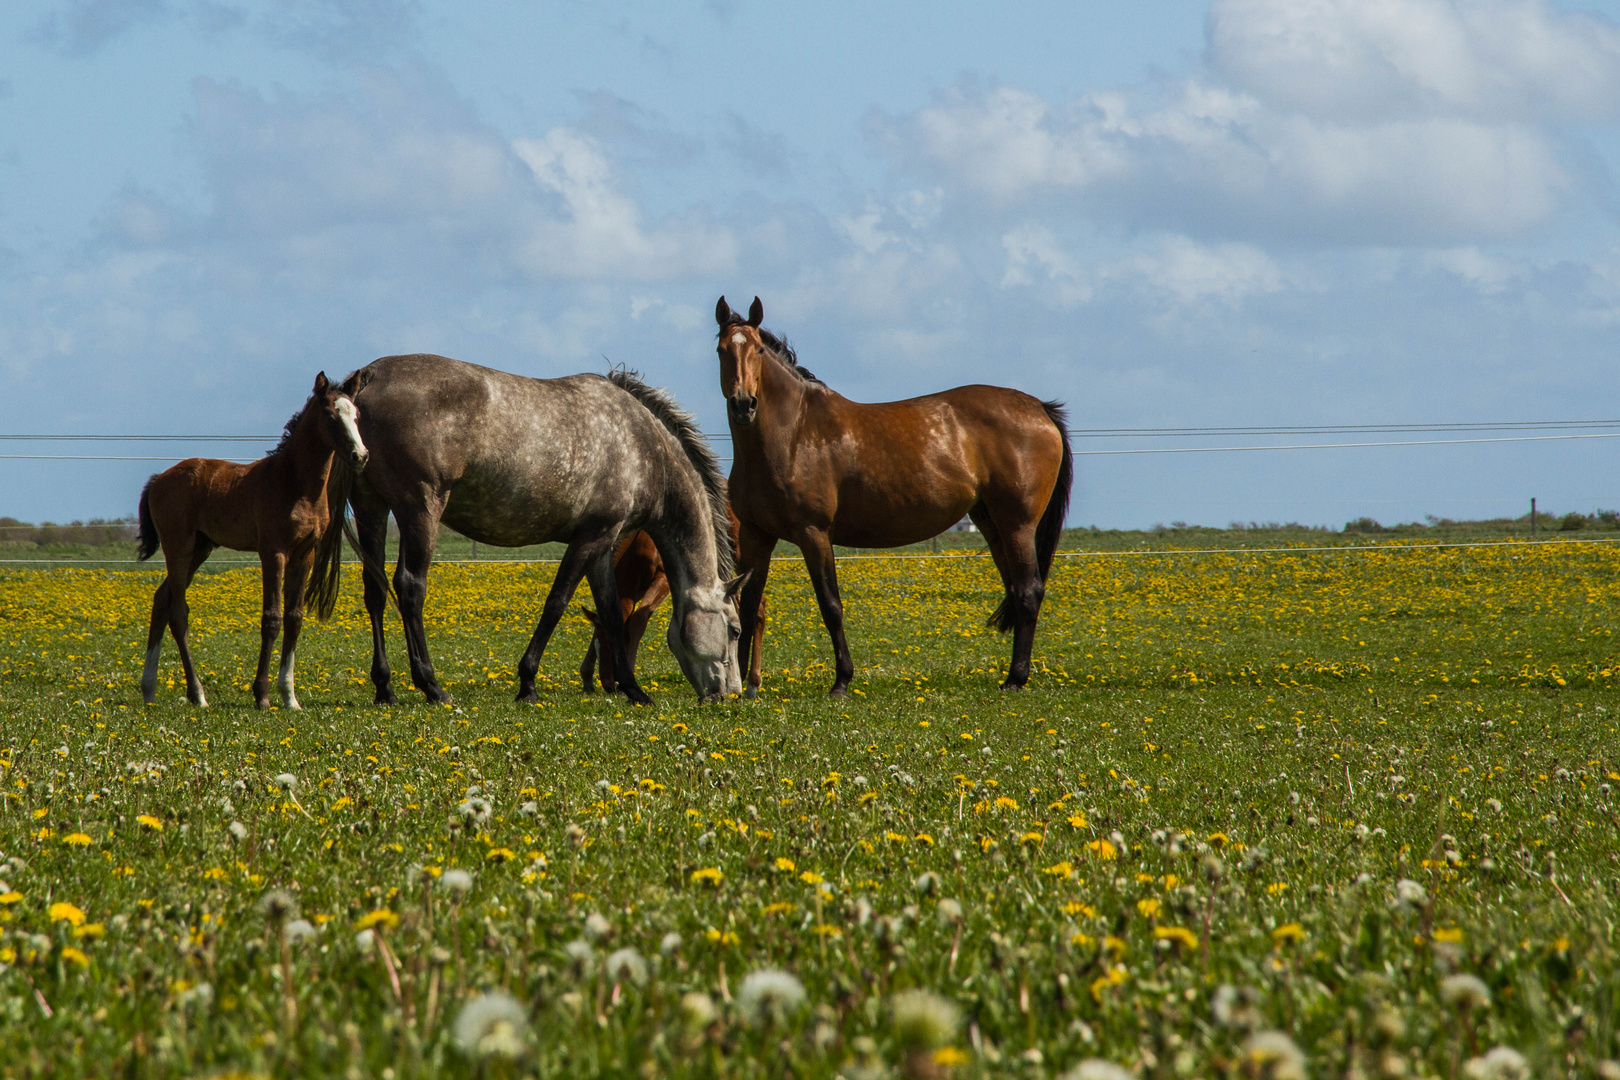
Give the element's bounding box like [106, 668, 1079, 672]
[143, 457, 267, 553]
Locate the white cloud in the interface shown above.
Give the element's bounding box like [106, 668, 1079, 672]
[1422, 246, 1519, 292]
[1107, 236, 1287, 305]
[875, 0, 1620, 245]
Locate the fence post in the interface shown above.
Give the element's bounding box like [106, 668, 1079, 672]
[1530, 498, 1536, 539]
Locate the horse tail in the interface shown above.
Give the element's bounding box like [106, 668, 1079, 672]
[308, 461, 352, 622]
[1034, 399, 1072, 585]
[988, 399, 1071, 632]
[135, 477, 160, 562]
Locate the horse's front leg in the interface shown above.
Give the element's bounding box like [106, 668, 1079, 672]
[254, 552, 287, 709]
[735, 523, 776, 699]
[516, 534, 628, 703]
[796, 527, 854, 698]
[277, 548, 315, 709]
[352, 499, 397, 705]
[162, 539, 215, 706]
[142, 578, 172, 705]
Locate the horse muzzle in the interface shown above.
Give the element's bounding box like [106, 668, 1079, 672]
[351, 449, 371, 470]
[727, 394, 757, 425]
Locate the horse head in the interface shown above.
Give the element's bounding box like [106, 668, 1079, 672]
[311, 371, 370, 471]
[715, 295, 765, 426]
[667, 570, 750, 703]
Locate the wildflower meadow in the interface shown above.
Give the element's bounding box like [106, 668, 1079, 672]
[0, 534, 1617, 1079]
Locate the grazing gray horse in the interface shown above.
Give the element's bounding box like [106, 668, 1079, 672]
[313, 354, 746, 705]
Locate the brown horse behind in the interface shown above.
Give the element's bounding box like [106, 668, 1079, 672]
[716, 296, 1072, 696]
[579, 517, 767, 695]
[135, 372, 369, 709]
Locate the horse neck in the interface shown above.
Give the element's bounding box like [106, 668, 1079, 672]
[276, 406, 336, 501]
[742, 354, 809, 455]
[645, 465, 719, 603]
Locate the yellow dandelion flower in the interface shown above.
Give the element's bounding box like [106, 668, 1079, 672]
[1019, 832, 1044, 847]
[1272, 923, 1306, 944]
[62, 832, 92, 847]
[31, 808, 48, 820]
[913, 833, 935, 846]
[1067, 813, 1088, 829]
[0, 891, 22, 905]
[60, 946, 89, 968]
[994, 796, 1019, 811]
[1086, 839, 1118, 860]
[49, 902, 86, 927]
[884, 831, 908, 843]
[1434, 927, 1465, 944]
[799, 871, 825, 885]
[933, 1048, 969, 1066]
[763, 901, 796, 917]
[136, 815, 164, 832]
[354, 908, 400, 932]
[1063, 902, 1097, 918]
[1266, 882, 1289, 896]
[73, 923, 105, 940]
[1207, 832, 1229, 849]
[1136, 898, 1162, 919]
[691, 867, 724, 886]
[484, 848, 517, 863]
[1043, 861, 1074, 878]
[1154, 926, 1199, 949]
[774, 857, 796, 872]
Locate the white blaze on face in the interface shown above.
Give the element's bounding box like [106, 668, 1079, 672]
[334, 397, 365, 459]
[731, 332, 746, 345]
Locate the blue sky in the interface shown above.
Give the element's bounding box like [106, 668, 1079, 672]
[4, 0, 1620, 529]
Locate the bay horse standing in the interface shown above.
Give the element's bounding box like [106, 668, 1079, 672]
[715, 296, 1072, 697]
[579, 513, 767, 695]
[135, 372, 369, 709]
[314, 355, 746, 706]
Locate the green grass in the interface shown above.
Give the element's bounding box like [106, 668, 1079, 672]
[0, 536, 1617, 1079]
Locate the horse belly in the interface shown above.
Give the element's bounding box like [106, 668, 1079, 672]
[442, 462, 630, 548]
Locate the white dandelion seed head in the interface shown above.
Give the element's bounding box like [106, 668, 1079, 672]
[457, 797, 492, 825]
[890, 989, 960, 1050]
[736, 969, 806, 1027]
[1394, 879, 1427, 908]
[659, 931, 683, 956]
[1353, 824, 1370, 842]
[936, 898, 964, 927]
[680, 991, 717, 1030]
[605, 947, 648, 986]
[595, 779, 611, 794]
[228, 821, 249, 842]
[258, 889, 299, 922]
[914, 872, 941, 897]
[696, 831, 715, 849]
[852, 775, 868, 788]
[1440, 974, 1491, 1011]
[454, 991, 529, 1061]
[583, 912, 612, 942]
[563, 939, 595, 975]
[274, 773, 298, 792]
[1062, 1061, 1133, 1080]
[354, 928, 376, 954]
[518, 801, 538, 818]
[564, 823, 587, 848]
[285, 919, 317, 944]
[440, 869, 474, 896]
[980, 746, 992, 757]
[1463, 1046, 1529, 1080]
[1593, 1061, 1620, 1080]
[1243, 1030, 1308, 1080]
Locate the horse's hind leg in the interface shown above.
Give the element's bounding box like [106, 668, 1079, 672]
[618, 575, 668, 690]
[585, 547, 651, 705]
[394, 510, 451, 704]
[517, 533, 642, 704]
[579, 632, 601, 693]
[353, 499, 397, 705]
[736, 523, 776, 699]
[165, 540, 215, 706]
[972, 504, 1044, 689]
[142, 578, 171, 704]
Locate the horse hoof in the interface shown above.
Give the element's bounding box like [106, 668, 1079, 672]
[515, 688, 539, 705]
[828, 684, 850, 699]
[580, 682, 596, 695]
[744, 686, 759, 700]
[255, 698, 271, 710]
[424, 688, 452, 705]
[999, 678, 1027, 691]
[374, 688, 399, 706]
[627, 690, 655, 707]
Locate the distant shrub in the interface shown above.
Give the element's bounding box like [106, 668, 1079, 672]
[1559, 512, 1587, 532]
[1344, 517, 1384, 534]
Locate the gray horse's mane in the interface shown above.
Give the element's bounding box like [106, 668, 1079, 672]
[606, 367, 735, 580]
[718, 317, 824, 385]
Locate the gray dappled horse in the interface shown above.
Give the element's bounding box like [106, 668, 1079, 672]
[313, 355, 747, 706]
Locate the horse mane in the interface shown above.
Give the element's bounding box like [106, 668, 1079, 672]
[267, 398, 309, 458]
[718, 317, 824, 385]
[605, 366, 735, 579]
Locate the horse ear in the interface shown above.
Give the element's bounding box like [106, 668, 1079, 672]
[723, 570, 751, 602]
[313, 371, 329, 394]
[747, 296, 763, 327]
[340, 371, 363, 396]
[715, 296, 732, 326]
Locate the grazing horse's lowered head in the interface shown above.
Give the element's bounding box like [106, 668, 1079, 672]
[667, 571, 750, 703]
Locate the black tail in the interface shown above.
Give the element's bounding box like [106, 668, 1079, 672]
[308, 461, 352, 622]
[989, 400, 1072, 632]
[135, 477, 160, 562]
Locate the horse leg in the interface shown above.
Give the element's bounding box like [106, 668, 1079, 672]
[516, 533, 628, 702]
[973, 505, 1043, 689]
[253, 552, 287, 709]
[277, 548, 314, 710]
[579, 631, 601, 694]
[748, 595, 767, 696]
[394, 510, 450, 704]
[585, 548, 651, 706]
[797, 528, 855, 698]
[165, 541, 214, 706]
[353, 499, 397, 705]
[736, 524, 776, 699]
[142, 577, 172, 704]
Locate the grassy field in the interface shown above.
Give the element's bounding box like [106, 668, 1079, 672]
[0, 532, 1617, 1079]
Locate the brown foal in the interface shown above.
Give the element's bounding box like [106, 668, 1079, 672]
[135, 372, 369, 709]
[716, 296, 1072, 697]
[579, 517, 767, 695]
